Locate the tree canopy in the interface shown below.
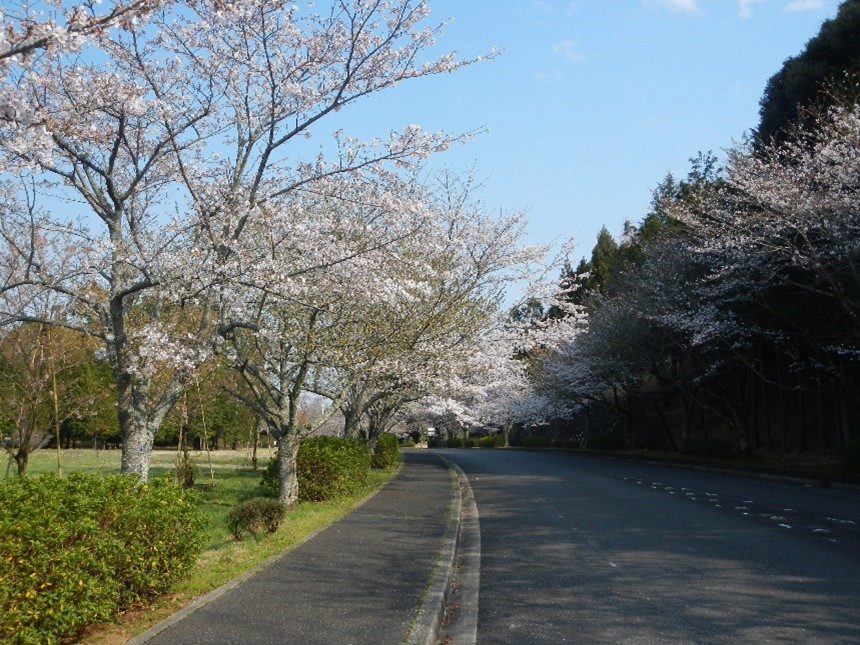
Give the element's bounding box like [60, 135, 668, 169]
[756, 0, 860, 146]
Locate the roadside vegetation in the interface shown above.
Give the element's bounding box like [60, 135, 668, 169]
[501, 1, 860, 471]
[3, 1, 860, 641]
[1, 448, 398, 644]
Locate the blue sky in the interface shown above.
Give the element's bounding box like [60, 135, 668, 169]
[346, 0, 842, 263]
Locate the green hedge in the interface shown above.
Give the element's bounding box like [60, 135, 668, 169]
[474, 434, 505, 448]
[521, 434, 551, 448]
[262, 437, 370, 503]
[0, 473, 206, 644]
[298, 437, 369, 501]
[371, 433, 400, 469]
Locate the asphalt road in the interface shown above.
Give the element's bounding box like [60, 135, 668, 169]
[438, 449, 860, 644]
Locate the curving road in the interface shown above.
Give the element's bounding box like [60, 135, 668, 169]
[439, 449, 860, 644]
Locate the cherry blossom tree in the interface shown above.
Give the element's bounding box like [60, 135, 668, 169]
[321, 176, 550, 444]
[220, 170, 543, 505]
[670, 102, 860, 447]
[0, 0, 489, 480]
[1, 1, 178, 174]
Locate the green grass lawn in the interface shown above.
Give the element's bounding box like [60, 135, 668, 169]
[6, 448, 399, 644]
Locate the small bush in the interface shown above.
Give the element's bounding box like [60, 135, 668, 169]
[446, 436, 464, 448]
[371, 433, 400, 469]
[262, 437, 370, 503]
[521, 434, 551, 448]
[587, 432, 626, 451]
[427, 436, 441, 448]
[474, 434, 505, 448]
[681, 436, 737, 460]
[0, 472, 206, 644]
[841, 443, 860, 474]
[226, 497, 286, 540]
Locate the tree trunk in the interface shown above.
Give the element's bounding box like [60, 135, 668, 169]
[798, 385, 808, 452]
[14, 449, 28, 476]
[115, 361, 185, 481]
[120, 411, 156, 481]
[276, 431, 301, 508]
[48, 338, 63, 477]
[251, 418, 263, 471]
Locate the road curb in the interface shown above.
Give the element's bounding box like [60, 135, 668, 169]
[405, 456, 462, 645]
[438, 460, 481, 645]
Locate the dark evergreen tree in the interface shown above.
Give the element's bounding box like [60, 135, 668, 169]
[756, 0, 860, 146]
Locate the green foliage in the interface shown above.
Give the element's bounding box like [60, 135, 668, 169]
[442, 434, 506, 448]
[0, 472, 207, 644]
[226, 497, 286, 540]
[521, 434, 551, 448]
[446, 436, 466, 448]
[681, 436, 737, 460]
[260, 455, 280, 498]
[841, 443, 860, 474]
[757, 0, 860, 146]
[370, 433, 400, 469]
[298, 437, 369, 502]
[587, 432, 626, 451]
[157, 385, 256, 449]
[261, 437, 370, 503]
[473, 434, 505, 448]
[61, 357, 121, 447]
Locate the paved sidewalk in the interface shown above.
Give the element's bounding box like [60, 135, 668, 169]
[133, 451, 454, 645]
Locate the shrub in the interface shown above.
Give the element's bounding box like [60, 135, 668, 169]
[226, 497, 286, 540]
[299, 437, 369, 502]
[446, 436, 464, 448]
[681, 436, 737, 460]
[260, 455, 279, 499]
[371, 433, 400, 469]
[521, 434, 551, 448]
[474, 434, 505, 448]
[0, 472, 207, 644]
[587, 432, 626, 451]
[427, 436, 441, 448]
[261, 437, 370, 503]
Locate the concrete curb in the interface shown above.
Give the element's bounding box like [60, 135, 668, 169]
[438, 461, 481, 645]
[405, 458, 462, 645]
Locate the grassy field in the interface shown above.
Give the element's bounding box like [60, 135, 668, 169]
[6, 448, 399, 644]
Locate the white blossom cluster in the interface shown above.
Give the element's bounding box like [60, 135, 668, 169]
[0, 0, 519, 484]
